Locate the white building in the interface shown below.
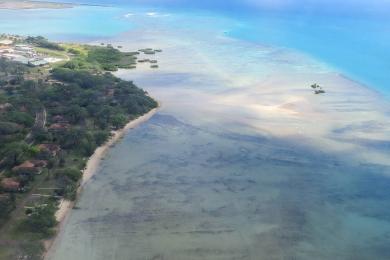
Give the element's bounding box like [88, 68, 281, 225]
[14, 44, 34, 52]
[2, 53, 30, 64]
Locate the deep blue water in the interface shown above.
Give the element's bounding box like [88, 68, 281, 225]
[63, 0, 390, 96]
[227, 14, 390, 96]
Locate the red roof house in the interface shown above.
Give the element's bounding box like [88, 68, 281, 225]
[1, 178, 21, 191]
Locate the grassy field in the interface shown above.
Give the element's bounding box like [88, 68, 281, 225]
[34, 47, 69, 60]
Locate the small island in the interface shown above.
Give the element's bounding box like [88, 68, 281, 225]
[0, 35, 158, 259]
[310, 83, 326, 94]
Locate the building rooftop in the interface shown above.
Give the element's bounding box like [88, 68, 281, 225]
[29, 59, 49, 67]
[12, 160, 47, 173]
[1, 178, 20, 190]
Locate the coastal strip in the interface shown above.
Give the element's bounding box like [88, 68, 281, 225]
[0, 0, 112, 10]
[43, 106, 159, 259]
[0, 0, 74, 10]
[0, 34, 160, 258]
[81, 106, 159, 187]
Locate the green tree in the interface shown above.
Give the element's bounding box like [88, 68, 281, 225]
[20, 204, 57, 235]
[111, 114, 127, 129]
[1, 141, 31, 167]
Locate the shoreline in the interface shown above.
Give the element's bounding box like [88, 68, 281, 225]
[42, 106, 159, 259]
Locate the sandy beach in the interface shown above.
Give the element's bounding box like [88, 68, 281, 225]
[81, 107, 159, 187]
[43, 107, 158, 258]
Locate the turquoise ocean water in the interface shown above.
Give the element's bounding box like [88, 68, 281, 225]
[0, 5, 131, 41]
[1, 0, 390, 95]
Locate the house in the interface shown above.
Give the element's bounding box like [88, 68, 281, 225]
[12, 161, 39, 173]
[1, 178, 21, 192]
[38, 144, 61, 157]
[29, 160, 48, 168]
[12, 160, 47, 175]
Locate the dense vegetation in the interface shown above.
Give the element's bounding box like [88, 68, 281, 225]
[62, 44, 138, 71]
[20, 203, 57, 236]
[26, 36, 65, 51]
[0, 39, 157, 259]
[86, 46, 138, 71]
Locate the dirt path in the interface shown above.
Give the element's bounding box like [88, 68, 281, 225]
[25, 107, 46, 143]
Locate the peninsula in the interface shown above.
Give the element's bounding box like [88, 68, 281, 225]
[0, 0, 74, 9]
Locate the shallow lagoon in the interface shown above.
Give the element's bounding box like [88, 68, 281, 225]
[49, 15, 390, 259]
[1, 3, 389, 260]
